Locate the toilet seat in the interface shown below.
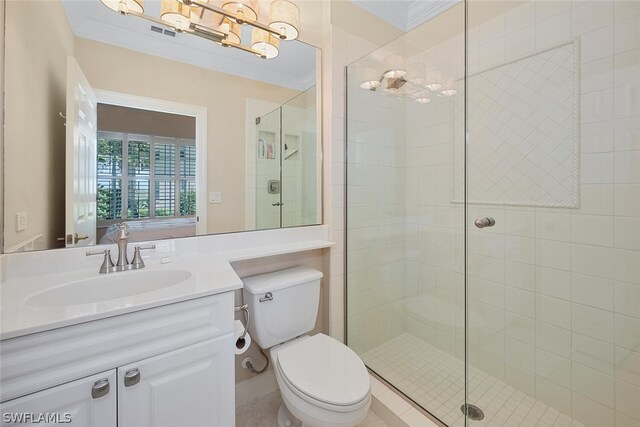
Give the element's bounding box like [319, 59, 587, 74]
[275, 334, 370, 410]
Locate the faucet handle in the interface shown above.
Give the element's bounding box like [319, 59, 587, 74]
[131, 245, 156, 270]
[86, 249, 115, 274]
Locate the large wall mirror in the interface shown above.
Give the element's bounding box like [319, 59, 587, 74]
[3, 0, 321, 253]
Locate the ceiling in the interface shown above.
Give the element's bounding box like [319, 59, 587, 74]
[349, 0, 460, 32]
[61, 0, 317, 91]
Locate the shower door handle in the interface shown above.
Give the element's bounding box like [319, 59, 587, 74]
[474, 217, 495, 228]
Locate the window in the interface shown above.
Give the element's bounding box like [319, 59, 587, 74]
[97, 132, 196, 223]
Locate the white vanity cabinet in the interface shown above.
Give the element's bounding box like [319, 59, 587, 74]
[0, 293, 236, 427]
[0, 371, 116, 427]
[118, 337, 233, 427]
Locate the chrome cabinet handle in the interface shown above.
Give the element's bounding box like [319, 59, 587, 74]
[124, 368, 141, 387]
[259, 292, 273, 302]
[474, 217, 496, 228]
[92, 378, 110, 399]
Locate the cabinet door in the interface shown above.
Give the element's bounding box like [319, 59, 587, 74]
[118, 335, 235, 427]
[0, 371, 116, 427]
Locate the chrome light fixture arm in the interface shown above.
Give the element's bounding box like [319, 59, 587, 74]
[187, 0, 286, 39]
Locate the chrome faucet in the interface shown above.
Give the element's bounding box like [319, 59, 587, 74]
[86, 223, 156, 274]
[115, 223, 130, 271]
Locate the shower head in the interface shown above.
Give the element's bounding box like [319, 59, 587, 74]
[386, 77, 407, 91]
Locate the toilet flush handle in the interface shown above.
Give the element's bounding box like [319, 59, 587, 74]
[259, 292, 273, 302]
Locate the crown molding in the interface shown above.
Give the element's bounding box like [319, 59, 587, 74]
[406, 0, 460, 31]
[349, 0, 410, 31]
[350, 0, 461, 33]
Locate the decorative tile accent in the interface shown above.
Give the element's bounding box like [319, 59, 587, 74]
[363, 333, 587, 427]
[452, 39, 580, 208]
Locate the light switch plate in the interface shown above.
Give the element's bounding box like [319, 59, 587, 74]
[209, 192, 222, 204]
[16, 212, 27, 232]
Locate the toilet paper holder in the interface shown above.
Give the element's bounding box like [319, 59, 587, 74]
[234, 304, 249, 340]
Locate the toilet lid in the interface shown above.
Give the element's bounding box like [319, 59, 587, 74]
[277, 334, 370, 407]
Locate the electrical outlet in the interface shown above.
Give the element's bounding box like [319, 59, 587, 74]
[209, 192, 222, 204]
[15, 212, 27, 232]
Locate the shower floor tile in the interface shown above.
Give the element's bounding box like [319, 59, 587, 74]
[362, 333, 586, 427]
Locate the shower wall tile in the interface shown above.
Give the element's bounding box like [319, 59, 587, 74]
[571, 273, 614, 311]
[614, 117, 640, 151]
[615, 346, 640, 387]
[572, 392, 615, 427]
[615, 380, 640, 422]
[572, 303, 615, 343]
[614, 15, 640, 54]
[614, 282, 640, 319]
[572, 333, 615, 377]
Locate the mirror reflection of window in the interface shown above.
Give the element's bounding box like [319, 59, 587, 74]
[95, 105, 198, 244]
[97, 133, 196, 222]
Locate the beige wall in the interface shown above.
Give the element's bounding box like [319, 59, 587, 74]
[75, 38, 298, 235]
[1, 0, 5, 253]
[3, 0, 75, 251]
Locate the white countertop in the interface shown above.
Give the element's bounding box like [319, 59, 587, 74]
[0, 227, 334, 340]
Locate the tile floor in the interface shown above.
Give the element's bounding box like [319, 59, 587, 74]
[235, 390, 388, 427]
[363, 333, 587, 427]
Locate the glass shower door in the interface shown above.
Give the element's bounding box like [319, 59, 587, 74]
[345, 3, 467, 426]
[281, 87, 318, 228]
[466, 2, 640, 427]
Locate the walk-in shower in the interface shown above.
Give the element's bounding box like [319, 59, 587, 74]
[346, 2, 640, 426]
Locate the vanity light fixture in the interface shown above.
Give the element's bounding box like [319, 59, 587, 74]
[251, 27, 280, 59]
[101, 0, 144, 14]
[100, 0, 301, 59]
[268, 0, 300, 41]
[217, 17, 242, 44]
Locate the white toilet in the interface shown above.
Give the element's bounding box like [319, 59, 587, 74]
[243, 267, 371, 427]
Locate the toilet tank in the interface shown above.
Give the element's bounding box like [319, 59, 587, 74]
[243, 266, 323, 349]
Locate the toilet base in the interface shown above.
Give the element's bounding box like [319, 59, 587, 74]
[277, 403, 302, 427]
[279, 403, 328, 427]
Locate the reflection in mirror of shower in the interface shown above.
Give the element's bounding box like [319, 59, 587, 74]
[255, 120, 281, 230]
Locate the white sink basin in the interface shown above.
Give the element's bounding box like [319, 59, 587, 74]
[26, 269, 192, 307]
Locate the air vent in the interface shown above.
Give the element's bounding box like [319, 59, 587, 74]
[150, 26, 176, 38]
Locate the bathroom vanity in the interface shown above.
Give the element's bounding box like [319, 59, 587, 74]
[0, 226, 333, 427]
[1, 293, 235, 426]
